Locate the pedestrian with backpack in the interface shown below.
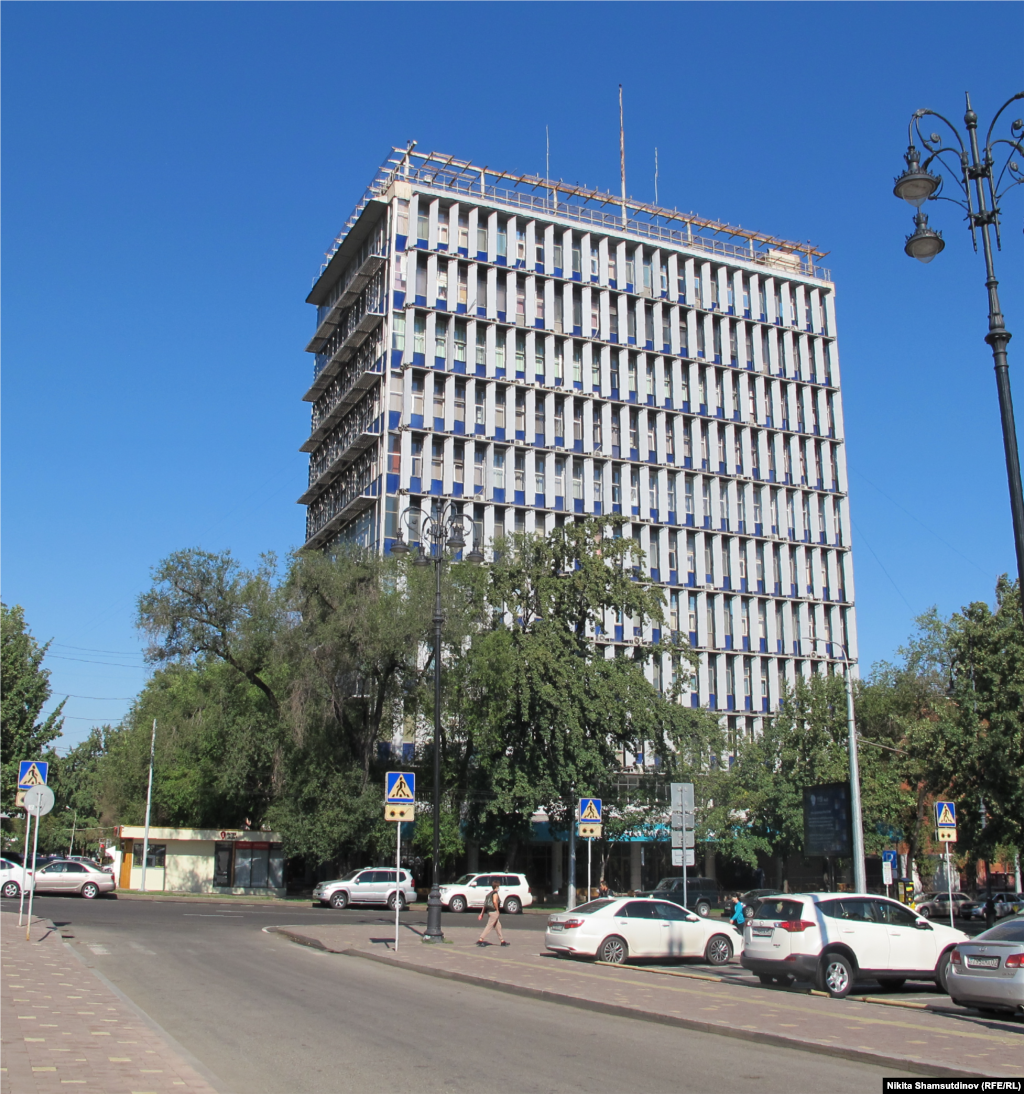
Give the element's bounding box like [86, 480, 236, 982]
[477, 878, 510, 947]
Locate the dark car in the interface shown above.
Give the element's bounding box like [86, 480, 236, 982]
[739, 888, 782, 918]
[634, 877, 722, 917]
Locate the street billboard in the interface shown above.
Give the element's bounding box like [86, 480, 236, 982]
[803, 783, 852, 857]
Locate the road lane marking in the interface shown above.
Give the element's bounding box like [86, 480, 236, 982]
[182, 914, 244, 918]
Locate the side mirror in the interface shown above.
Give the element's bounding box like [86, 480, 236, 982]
[915, 919, 932, 930]
[686, 914, 699, 922]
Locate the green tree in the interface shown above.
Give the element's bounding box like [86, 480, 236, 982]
[454, 518, 721, 868]
[1, 603, 65, 806]
[729, 673, 910, 883]
[943, 576, 1023, 853]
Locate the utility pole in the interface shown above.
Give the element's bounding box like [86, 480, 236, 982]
[140, 719, 156, 893]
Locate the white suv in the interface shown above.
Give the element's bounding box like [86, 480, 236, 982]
[438, 873, 533, 914]
[313, 868, 416, 910]
[741, 893, 967, 998]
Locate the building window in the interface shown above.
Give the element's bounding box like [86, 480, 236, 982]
[515, 450, 526, 491]
[535, 454, 546, 493]
[392, 312, 406, 351]
[411, 437, 423, 479]
[474, 448, 485, 488]
[431, 439, 443, 480]
[475, 385, 485, 426]
[454, 321, 467, 362]
[413, 314, 426, 355]
[493, 448, 505, 489]
[453, 442, 464, 486]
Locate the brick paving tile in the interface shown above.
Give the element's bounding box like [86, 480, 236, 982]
[1, 912, 219, 1094]
[274, 920, 1024, 1079]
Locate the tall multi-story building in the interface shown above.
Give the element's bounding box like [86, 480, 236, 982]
[299, 147, 856, 749]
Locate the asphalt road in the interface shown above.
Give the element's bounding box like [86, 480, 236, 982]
[9, 893, 915, 1093]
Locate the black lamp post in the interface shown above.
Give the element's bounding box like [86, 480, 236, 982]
[391, 502, 483, 942]
[893, 92, 1024, 622]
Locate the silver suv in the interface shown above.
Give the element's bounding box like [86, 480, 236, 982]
[313, 868, 416, 910]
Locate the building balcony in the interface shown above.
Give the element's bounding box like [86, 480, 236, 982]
[298, 428, 381, 505]
[303, 310, 385, 402]
[305, 254, 386, 354]
[301, 358, 384, 452]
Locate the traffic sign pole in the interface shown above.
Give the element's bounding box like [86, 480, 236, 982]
[17, 808, 33, 927]
[24, 804, 41, 941]
[395, 819, 402, 953]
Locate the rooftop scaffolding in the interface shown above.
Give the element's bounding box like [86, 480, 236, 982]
[313, 145, 830, 285]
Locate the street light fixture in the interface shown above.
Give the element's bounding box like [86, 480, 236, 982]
[804, 636, 866, 894]
[893, 91, 1024, 623]
[390, 501, 483, 942]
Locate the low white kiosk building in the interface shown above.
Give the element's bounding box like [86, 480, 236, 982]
[116, 827, 285, 896]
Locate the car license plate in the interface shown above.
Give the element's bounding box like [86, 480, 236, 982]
[549, 923, 563, 931]
[752, 926, 773, 937]
[966, 955, 999, 968]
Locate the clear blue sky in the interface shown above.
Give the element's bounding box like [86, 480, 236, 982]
[3, 1, 1021, 748]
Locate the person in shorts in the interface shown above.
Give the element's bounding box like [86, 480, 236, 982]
[477, 879, 510, 947]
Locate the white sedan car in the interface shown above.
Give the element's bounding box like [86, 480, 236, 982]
[0, 858, 33, 899]
[546, 897, 743, 966]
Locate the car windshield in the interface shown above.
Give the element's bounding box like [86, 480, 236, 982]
[570, 899, 616, 915]
[453, 875, 476, 885]
[653, 878, 678, 890]
[975, 920, 1024, 943]
[339, 870, 362, 882]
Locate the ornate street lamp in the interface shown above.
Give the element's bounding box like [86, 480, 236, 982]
[391, 501, 483, 942]
[893, 92, 1024, 622]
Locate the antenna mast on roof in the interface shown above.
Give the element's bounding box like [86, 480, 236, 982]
[619, 85, 627, 226]
[654, 146, 659, 206]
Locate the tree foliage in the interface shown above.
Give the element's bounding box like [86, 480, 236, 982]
[1, 602, 65, 806]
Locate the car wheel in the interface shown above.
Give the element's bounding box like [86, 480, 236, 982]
[936, 951, 952, 995]
[503, 896, 522, 915]
[919, 907, 931, 920]
[695, 901, 711, 917]
[2, 881, 20, 899]
[448, 895, 467, 913]
[329, 891, 349, 910]
[819, 953, 855, 998]
[81, 882, 100, 899]
[386, 892, 407, 911]
[878, 979, 906, 992]
[704, 934, 733, 966]
[598, 936, 628, 964]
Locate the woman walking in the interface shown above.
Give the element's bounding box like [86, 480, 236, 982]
[477, 878, 510, 947]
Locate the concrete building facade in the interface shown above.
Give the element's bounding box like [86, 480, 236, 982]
[299, 148, 857, 754]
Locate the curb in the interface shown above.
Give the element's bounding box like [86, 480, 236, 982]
[271, 929, 980, 1079]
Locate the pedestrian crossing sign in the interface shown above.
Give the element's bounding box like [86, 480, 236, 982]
[18, 760, 49, 790]
[579, 798, 602, 822]
[386, 771, 416, 804]
[935, 801, 956, 827]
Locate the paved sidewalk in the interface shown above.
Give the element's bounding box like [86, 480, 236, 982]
[1, 912, 219, 1094]
[272, 919, 1024, 1079]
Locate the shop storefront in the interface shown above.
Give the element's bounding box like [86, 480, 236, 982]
[116, 826, 285, 897]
